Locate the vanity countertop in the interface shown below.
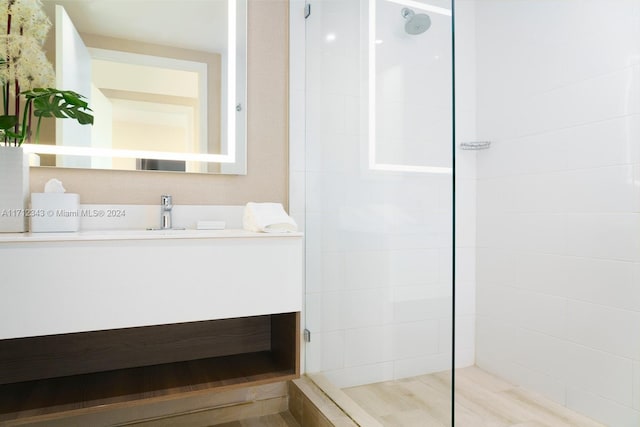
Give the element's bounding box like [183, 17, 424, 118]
[0, 229, 303, 243]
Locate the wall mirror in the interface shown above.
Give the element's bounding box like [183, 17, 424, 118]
[28, 0, 247, 174]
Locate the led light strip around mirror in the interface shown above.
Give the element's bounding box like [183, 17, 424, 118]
[24, 0, 239, 169]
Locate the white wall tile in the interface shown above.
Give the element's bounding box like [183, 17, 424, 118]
[304, 333, 322, 374]
[389, 249, 441, 287]
[344, 325, 394, 367]
[563, 165, 636, 213]
[539, 66, 640, 132]
[475, 141, 521, 179]
[563, 257, 638, 312]
[304, 172, 323, 214]
[455, 345, 475, 369]
[303, 125, 323, 172]
[514, 291, 567, 339]
[634, 360, 640, 410]
[476, 248, 517, 288]
[475, 316, 520, 370]
[507, 134, 569, 177]
[455, 247, 476, 285]
[455, 279, 476, 317]
[512, 214, 567, 255]
[456, 144, 477, 176]
[478, 66, 640, 141]
[342, 250, 391, 289]
[514, 252, 568, 297]
[322, 288, 393, 331]
[565, 342, 634, 407]
[566, 213, 640, 262]
[322, 251, 346, 291]
[475, 284, 518, 320]
[320, 53, 360, 98]
[476, 212, 520, 249]
[320, 291, 343, 333]
[304, 213, 322, 254]
[393, 353, 452, 380]
[454, 315, 475, 356]
[566, 115, 640, 170]
[305, 248, 322, 294]
[567, 387, 640, 427]
[323, 362, 395, 389]
[305, 292, 323, 333]
[634, 263, 640, 313]
[474, 0, 640, 423]
[477, 177, 518, 214]
[318, 0, 362, 58]
[499, 361, 567, 406]
[634, 164, 640, 213]
[512, 173, 567, 214]
[476, 1, 640, 98]
[511, 329, 568, 383]
[322, 133, 360, 174]
[567, 300, 640, 360]
[392, 285, 450, 323]
[289, 171, 305, 215]
[322, 330, 345, 372]
[395, 319, 441, 360]
[455, 178, 477, 248]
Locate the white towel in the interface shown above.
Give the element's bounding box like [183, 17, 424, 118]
[243, 202, 298, 233]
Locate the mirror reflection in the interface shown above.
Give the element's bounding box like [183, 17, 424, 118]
[31, 0, 246, 174]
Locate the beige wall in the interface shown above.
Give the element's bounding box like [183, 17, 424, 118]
[31, 0, 289, 208]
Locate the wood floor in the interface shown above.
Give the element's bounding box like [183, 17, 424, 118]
[343, 366, 605, 427]
[213, 412, 300, 427]
[0, 352, 296, 423]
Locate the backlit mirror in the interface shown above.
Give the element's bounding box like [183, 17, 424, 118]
[26, 0, 247, 174]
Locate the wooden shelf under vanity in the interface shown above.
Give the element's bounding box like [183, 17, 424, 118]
[0, 312, 300, 424]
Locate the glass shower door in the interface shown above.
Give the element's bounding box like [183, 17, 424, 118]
[302, 0, 455, 424]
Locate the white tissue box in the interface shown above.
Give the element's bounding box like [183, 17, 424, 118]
[30, 193, 80, 232]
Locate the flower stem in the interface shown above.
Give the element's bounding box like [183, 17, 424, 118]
[3, 8, 10, 145]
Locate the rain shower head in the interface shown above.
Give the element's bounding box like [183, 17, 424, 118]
[401, 7, 431, 35]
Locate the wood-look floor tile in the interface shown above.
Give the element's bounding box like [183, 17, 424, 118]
[239, 412, 300, 427]
[213, 412, 299, 427]
[342, 366, 606, 427]
[380, 408, 448, 427]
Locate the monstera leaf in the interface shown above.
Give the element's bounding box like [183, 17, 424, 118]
[25, 88, 93, 123]
[22, 88, 94, 143]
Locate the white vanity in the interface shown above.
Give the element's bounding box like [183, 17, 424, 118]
[0, 229, 303, 340]
[0, 220, 303, 422]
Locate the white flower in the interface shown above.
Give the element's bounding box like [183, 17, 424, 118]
[0, 0, 51, 42]
[0, 0, 55, 92]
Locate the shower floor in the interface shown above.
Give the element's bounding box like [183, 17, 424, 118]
[342, 366, 605, 427]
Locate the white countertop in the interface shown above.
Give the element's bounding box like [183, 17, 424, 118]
[0, 228, 303, 243]
[0, 204, 303, 242]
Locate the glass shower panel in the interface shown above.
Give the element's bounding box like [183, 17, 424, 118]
[304, 0, 454, 423]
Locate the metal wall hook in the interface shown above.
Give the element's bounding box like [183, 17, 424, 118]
[460, 141, 491, 150]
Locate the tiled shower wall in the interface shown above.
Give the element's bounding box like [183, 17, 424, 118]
[474, 1, 640, 425]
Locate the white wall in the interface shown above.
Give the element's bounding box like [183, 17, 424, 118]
[453, 0, 477, 371]
[475, 1, 640, 425]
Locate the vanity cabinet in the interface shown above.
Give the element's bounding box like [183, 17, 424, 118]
[0, 230, 303, 423]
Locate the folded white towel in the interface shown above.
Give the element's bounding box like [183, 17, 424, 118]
[243, 202, 298, 233]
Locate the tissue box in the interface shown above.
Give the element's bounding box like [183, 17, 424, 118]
[30, 193, 80, 232]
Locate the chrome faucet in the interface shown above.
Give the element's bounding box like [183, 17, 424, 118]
[160, 195, 173, 230]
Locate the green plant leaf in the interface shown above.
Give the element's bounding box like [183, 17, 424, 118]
[24, 88, 94, 126]
[0, 115, 17, 131]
